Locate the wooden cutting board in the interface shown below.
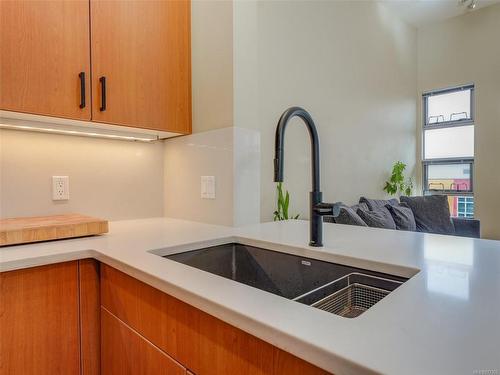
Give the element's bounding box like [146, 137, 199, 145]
[0, 214, 108, 246]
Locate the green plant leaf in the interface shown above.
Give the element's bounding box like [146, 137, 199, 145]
[284, 192, 289, 220]
[274, 182, 300, 221]
[384, 161, 411, 196]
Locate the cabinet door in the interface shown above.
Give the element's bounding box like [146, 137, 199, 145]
[101, 307, 186, 375]
[0, 0, 91, 120]
[0, 262, 81, 374]
[90, 0, 191, 133]
[101, 264, 329, 375]
[79, 259, 101, 375]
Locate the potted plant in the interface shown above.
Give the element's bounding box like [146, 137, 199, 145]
[383, 161, 413, 197]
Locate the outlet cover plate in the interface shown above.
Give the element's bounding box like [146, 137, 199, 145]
[52, 176, 69, 201]
[201, 176, 215, 199]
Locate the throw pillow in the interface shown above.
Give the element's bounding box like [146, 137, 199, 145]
[356, 208, 397, 230]
[359, 197, 398, 225]
[386, 203, 416, 231]
[359, 197, 398, 211]
[334, 205, 368, 227]
[400, 195, 455, 235]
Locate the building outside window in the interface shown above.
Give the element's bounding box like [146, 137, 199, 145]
[422, 84, 475, 217]
[457, 197, 474, 218]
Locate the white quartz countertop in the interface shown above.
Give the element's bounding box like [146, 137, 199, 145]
[1, 217, 499, 375]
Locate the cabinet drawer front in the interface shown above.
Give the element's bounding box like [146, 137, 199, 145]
[101, 264, 198, 368]
[101, 307, 185, 375]
[100, 264, 329, 375]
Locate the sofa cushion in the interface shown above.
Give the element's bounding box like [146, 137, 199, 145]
[359, 197, 398, 211]
[400, 195, 455, 235]
[386, 203, 416, 231]
[334, 205, 367, 227]
[357, 208, 396, 229]
[359, 197, 398, 227]
[350, 202, 369, 212]
[451, 217, 480, 238]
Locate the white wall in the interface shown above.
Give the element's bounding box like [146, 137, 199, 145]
[234, 1, 417, 221]
[191, 0, 233, 133]
[0, 129, 164, 220]
[417, 4, 500, 239]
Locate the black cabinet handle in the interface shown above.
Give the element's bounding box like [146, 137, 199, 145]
[79, 72, 86, 109]
[99, 76, 106, 111]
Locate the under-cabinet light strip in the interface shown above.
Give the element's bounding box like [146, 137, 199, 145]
[0, 123, 157, 142]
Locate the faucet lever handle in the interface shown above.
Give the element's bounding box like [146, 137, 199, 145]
[314, 202, 342, 217]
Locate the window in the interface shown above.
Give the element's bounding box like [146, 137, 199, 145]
[426, 88, 472, 125]
[422, 84, 474, 217]
[457, 197, 474, 218]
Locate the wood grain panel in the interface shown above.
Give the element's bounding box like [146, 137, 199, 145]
[79, 259, 101, 375]
[0, 0, 91, 120]
[101, 264, 199, 370]
[0, 214, 108, 246]
[100, 264, 330, 375]
[90, 0, 191, 133]
[273, 348, 329, 375]
[197, 312, 274, 375]
[0, 261, 81, 374]
[101, 307, 185, 375]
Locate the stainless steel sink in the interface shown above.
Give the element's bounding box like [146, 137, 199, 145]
[164, 243, 407, 317]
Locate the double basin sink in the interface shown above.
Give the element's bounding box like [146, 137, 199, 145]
[163, 243, 408, 318]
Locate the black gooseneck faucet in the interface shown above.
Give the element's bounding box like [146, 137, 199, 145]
[274, 107, 340, 247]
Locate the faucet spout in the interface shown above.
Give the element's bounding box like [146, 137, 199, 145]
[274, 107, 320, 192]
[274, 107, 337, 247]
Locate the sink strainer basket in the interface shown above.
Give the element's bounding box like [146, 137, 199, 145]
[312, 283, 389, 318]
[310, 273, 402, 318]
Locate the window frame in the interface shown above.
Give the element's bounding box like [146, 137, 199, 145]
[457, 196, 474, 218]
[422, 158, 474, 196]
[422, 84, 475, 198]
[423, 84, 475, 128]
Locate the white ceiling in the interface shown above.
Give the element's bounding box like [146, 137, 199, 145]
[379, 0, 500, 28]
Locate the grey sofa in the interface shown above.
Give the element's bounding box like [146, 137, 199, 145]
[448, 217, 481, 238]
[325, 196, 480, 238]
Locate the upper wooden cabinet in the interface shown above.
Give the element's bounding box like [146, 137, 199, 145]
[0, 0, 91, 120]
[90, 0, 191, 133]
[0, 0, 192, 134]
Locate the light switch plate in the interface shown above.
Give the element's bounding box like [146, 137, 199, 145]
[52, 176, 69, 201]
[201, 176, 215, 199]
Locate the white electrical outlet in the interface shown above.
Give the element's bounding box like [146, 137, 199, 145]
[52, 176, 69, 201]
[201, 176, 215, 199]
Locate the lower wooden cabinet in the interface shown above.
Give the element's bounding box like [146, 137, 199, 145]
[100, 264, 329, 375]
[80, 259, 101, 375]
[0, 260, 99, 375]
[101, 307, 186, 375]
[0, 260, 329, 375]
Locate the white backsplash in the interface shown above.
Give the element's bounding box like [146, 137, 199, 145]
[0, 129, 165, 220]
[163, 126, 260, 227]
